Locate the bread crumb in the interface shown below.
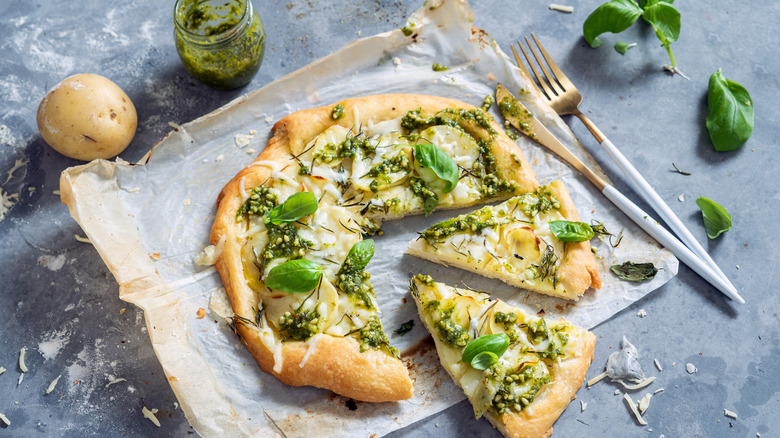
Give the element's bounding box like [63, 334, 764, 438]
[216, 154, 224, 162]
[197, 308, 206, 318]
[149, 252, 161, 261]
[183, 198, 191, 206]
[637, 309, 647, 317]
[120, 308, 126, 314]
[247, 148, 256, 154]
[128, 187, 140, 193]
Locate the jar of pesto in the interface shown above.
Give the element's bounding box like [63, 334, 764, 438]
[174, 0, 265, 90]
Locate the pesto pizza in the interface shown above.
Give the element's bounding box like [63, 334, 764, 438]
[407, 181, 601, 300]
[410, 274, 596, 438]
[210, 94, 544, 401]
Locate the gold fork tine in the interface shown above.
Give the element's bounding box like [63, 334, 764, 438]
[524, 36, 564, 96]
[510, 44, 542, 97]
[530, 33, 574, 91]
[516, 40, 555, 100]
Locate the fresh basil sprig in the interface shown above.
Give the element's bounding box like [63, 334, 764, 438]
[695, 196, 732, 239]
[610, 261, 658, 281]
[265, 259, 323, 294]
[549, 220, 595, 242]
[344, 239, 375, 270]
[413, 143, 459, 193]
[706, 69, 754, 152]
[583, 0, 684, 76]
[264, 192, 318, 225]
[462, 333, 510, 370]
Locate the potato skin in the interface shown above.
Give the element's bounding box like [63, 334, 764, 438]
[37, 73, 137, 161]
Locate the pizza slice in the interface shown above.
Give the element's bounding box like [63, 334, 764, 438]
[210, 94, 542, 401]
[409, 275, 596, 438]
[407, 181, 601, 300]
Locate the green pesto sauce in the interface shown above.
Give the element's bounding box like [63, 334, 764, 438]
[414, 273, 436, 287]
[237, 186, 277, 219]
[335, 256, 376, 310]
[331, 104, 345, 120]
[358, 315, 398, 356]
[174, 0, 266, 89]
[278, 307, 319, 341]
[261, 223, 313, 266]
[515, 187, 562, 217]
[366, 153, 411, 192]
[314, 131, 375, 164]
[493, 311, 570, 359]
[434, 303, 471, 347]
[479, 174, 517, 198]
[487, 362, 552, 414]
[419, 205, 500, 245]
[481, 94, 495, 113]
[409, 176, 438, 215]
[432, 63, 449, 71]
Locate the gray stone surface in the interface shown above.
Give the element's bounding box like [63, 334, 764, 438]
[0, 0, 777, 437]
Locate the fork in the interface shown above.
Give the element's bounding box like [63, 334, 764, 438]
[510, 34, 742, 303]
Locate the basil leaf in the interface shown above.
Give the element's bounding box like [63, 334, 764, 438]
[462, 333, 510, 364]
[549, 220, 595, 242]
[610, 261, 658, 282]
[695, 196, 733, 239]
[413, 143, 459, 193]
[614, 41, 637, 55]
[264, 192, 318, 225]
[583, 0, 643, 48]
[471, 351, 499, 370]
[345, 239, 374, 270]
[265, 259, 323, 294]
[394, 320, 415, 336]
[706, 69, 754, 152]
[641, 2, 680, 45]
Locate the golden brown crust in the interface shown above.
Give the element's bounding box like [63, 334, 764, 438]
[547, 180, 602, 293]
[486, 329, 596, 438]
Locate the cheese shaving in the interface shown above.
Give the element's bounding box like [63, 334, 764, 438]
[580, 400, 587, 412]
[0, 367, 5, 375]
[0, 412, 10, 426]
[653, 388, 664, 394]
[724, 409, 738, 419]
[686, 363, 697, 374]
[617, 376, 656, 390]
[45, 374, 62, 395]
[299, 333, 324, 368]
[549, 3, 574, 12]
[654, 358, 662, 371]
[142, 406, 161, 427]
[638, 392, 653, 414]
[623, 393, 647, 426]
[18, 373, 23, 386]
[587, 371, 608, 387]
[18, 347, 28, 372]
[106, 378, 127, 388]
[74, 234, 92, 244]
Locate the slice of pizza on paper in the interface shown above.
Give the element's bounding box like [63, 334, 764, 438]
[409, 274, 596, 438]
[407, 181, 601, 300]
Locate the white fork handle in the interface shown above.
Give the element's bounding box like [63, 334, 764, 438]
[600, 137, 735, 290]
[602, 184, 744, 304]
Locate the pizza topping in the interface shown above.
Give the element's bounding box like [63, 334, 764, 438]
[237, 186, 277, 219]
[357, 315, 397, 357]
[334, 240, 377, 309]
[409, 176, 439, 216]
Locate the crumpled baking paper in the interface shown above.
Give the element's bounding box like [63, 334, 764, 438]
[59, 0, 678, 437]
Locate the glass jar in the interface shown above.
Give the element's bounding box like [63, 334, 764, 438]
[174, 0, 265, 90]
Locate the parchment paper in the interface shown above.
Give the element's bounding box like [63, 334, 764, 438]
[60, 1, 678, 437]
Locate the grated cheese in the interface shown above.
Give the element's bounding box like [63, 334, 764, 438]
[580, 400, 587, 412]
[299, 333, 324, 368]
[0, 412, 9, 426]
[617, 376, 656, 390]
[638, 392, 653, 414]
[74, 234, 92, 244]
[45, 374, 61, 395]
[18, 373, 23, 386]
[637, 309, 647, 318]
[0, 367, 5, 375]
[653, 388, 664, 394]
[142, 406, 161, 427]
[724, 409, 738, 419]
[686, 363, 697, 374]
[18, 347, 28, 372]
[106, 378, 127, 388]
[623, 393, 647, 426]
[549, 3, 574, 12]
[654, 358, 662, 371]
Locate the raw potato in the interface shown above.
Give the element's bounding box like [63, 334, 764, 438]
[37, 74, 137, 161]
